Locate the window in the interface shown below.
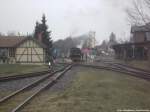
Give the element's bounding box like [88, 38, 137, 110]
[146, 32, 150, 41]
[9, 48, 15, 57]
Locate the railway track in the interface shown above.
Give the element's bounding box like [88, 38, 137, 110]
[55, 62, 150, 80]
[0, 62, 149, 112]
[111, 63, 150, 74]
[0, 64, 73, 112]
[102, 62, 150, 76]
[78, 63, 150, 81]
[0, 71, 50, 82]
[0, 64, 66, 82]
[98, 60, 150, 74]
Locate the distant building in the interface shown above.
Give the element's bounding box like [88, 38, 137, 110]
[0, 36, 46, 64]
[83, 31, 96, 49]
[88, 31, 96, 48]
[113, 24, 150, 60]
[131, 24, 150, 43]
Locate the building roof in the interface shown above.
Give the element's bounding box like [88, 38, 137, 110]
[0, 36, 46, 48]
[112, 41, 150, 49]
[131, 24, 150, 33]
[0, 36, 26, 48]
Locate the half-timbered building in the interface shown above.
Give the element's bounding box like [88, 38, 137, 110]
[0, 36, 46, 64]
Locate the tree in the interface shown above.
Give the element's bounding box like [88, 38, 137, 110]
[53, 37, 76, 57]
[100, 40, 108, 51]
[34, 21, 40, 39]
[108, 32, 117, 46]
[41, 14, 52, 49]
[126, 0, 150, 25]
[33, 14, 52, 55]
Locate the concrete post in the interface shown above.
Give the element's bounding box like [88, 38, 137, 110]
[132, 45, 135, 59]
[123, 48, 127, 60]
[147, 47, 150, 61]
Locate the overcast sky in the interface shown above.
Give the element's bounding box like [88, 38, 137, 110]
[0, 0, 132, 43]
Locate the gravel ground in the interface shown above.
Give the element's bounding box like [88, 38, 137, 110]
[0, 64, 67, 99]
[0, 75, 47, 99]
[46, 66, 84, 92]
[81, 61, 108, 66]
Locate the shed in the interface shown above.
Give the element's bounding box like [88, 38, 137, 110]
[0, 36, 47, 64]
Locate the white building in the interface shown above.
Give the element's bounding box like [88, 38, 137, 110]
[0, 36, 47, 64]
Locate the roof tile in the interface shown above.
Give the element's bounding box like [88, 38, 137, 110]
[0, 36, 26, 48]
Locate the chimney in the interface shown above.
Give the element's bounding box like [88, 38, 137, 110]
[38, 32, 43, 42]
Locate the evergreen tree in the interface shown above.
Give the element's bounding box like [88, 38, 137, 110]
[40, 14, 52, 51]
[34, 21, 40, 39]
[109, 32, 117, 46]
[33, 14, 52, 56]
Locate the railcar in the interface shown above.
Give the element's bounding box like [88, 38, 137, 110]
[70, 48, 82, 62]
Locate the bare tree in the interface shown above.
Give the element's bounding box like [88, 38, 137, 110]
[126, 0, 150, 25]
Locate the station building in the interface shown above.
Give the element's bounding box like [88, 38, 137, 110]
[0, 36, 47, 64]
[113, 24, 150, 60]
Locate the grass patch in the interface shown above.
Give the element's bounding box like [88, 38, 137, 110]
[0, 64, 48, 77]
[22, 68, 150, 112]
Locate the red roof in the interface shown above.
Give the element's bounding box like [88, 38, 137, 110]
[0, 36, 26, 48]
[0, 36, 46, 48]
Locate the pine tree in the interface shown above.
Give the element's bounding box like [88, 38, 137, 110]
[109, 32, 117, 46]
[40, 14, 52, 51]
[33, 14, 52, 56]
[34, 21, 40, 39]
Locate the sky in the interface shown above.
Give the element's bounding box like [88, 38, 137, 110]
[0, 0, 133, 44]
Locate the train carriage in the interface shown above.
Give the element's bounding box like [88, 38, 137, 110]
[70, 48, 82, 62]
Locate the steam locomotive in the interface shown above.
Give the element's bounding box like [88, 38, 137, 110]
[70, 48, 82, 62]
